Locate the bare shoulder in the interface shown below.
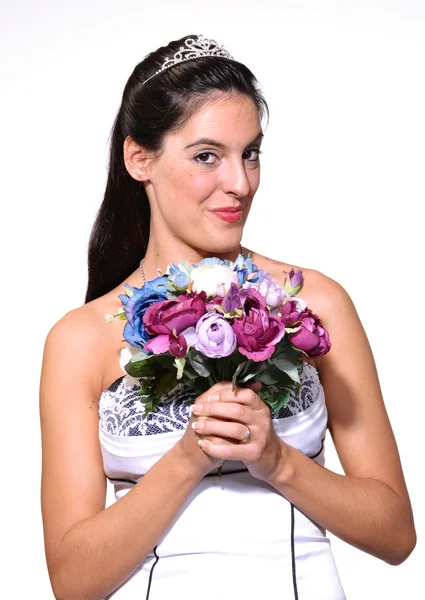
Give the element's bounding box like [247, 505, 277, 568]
[42, 290, 127, 398]
[296, 268, 355, 324]
[45, 301, 105, 347]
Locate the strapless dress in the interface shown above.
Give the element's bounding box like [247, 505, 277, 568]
[98, 362, 346, 599]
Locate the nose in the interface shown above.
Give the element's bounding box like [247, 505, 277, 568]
[221, 156, 251, 198]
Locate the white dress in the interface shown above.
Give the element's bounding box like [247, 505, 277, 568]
[98, 362, 346, 599]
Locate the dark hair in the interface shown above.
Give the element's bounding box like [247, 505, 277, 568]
[85, 34, 269, 303]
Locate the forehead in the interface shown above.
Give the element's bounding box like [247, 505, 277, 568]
[172, 93, 261, 145]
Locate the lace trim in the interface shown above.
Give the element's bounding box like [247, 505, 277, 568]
[98, 363, 322, 437]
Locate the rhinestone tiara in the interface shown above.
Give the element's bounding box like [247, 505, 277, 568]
[142, 34, 234, 86]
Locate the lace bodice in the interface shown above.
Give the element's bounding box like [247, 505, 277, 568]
[98, 362, 322, 437]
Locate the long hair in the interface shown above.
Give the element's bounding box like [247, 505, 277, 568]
[85, 34, 269, 303]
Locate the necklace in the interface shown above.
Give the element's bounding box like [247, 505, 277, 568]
[139, 243, 245, 286]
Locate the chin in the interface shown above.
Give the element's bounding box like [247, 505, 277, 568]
[206, 243, 241, 258]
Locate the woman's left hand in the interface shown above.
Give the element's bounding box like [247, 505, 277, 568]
[191, 380, 284, 483]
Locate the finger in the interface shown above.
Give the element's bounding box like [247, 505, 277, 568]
[192, 418, 251, 442]
[197, 438, 251, 461]
[193, 381, 233, 406]
[206, 386, 264, 408]
[191, 401, 255, 424]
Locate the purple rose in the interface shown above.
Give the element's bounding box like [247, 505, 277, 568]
[144, 330, 188, 358]
[143, 292, 207, 336]
[183, 313, 237, 358]
[209, 282, 251, 313]
[288, 308, 331, 357]
[231, 289, 286, 361]
[283, 268, 304, 296]
[141, 292, 207, 358]
[279, 299, 302, 327]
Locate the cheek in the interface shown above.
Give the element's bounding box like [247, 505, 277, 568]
[161, 163, 215, 201]
[185, 170, 217, 199]
[250, 167, 261, 189]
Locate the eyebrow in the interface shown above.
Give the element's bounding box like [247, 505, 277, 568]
[184, 131, 264, 150]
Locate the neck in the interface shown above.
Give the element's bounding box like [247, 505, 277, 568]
[139, 242, 245, 285]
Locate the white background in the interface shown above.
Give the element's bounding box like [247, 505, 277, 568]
[2, 1, 424, 597]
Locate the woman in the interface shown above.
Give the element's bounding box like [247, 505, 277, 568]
[39, 33, 416, 600]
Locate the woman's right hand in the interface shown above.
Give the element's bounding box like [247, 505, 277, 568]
[177, 380, 262, 478]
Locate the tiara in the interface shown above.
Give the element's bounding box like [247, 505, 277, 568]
[142, 34, 234, 85]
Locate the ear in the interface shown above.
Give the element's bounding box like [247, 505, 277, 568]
[123, 136, 155, 182]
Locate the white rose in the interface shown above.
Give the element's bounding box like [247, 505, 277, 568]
[190, 264, 240, 297]
[119, 347, 142, 389]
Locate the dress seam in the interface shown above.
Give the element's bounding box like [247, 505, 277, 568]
[291, 503, 299, 599]
[146, 545, 159, 600]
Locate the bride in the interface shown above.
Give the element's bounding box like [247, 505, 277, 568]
[39, 33, 416, 600]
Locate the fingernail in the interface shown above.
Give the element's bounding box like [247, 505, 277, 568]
[208, 393, 219, 402]
[192, 404, 202, 414]
[198, 439, 206, 448]
[192, 421, 204, 431]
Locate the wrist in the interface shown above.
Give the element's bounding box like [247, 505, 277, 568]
[170, 439, 210, 483]
[264, 439, 295, 488]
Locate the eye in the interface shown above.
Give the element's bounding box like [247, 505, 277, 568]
[243, 148, 262, 162]
[194, 149, 262, 166]
[194, 152, 218, 165]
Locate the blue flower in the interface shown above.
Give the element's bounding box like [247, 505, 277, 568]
[119, 277, 168, 349]
[228, 252, 260, 285]
[198, 256, 226, 267]
[167, 261, 192, 289]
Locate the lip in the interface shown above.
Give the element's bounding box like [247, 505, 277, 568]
[211, 206, 243, 213]
[212, 209, 243, 223]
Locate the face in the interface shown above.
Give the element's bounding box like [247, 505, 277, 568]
[140, 92, 263, 257]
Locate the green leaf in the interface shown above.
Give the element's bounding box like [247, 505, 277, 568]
[255, 370, 280, 385]
[155, 371, 178, 399]
[182, 362, 199, 380]
[238, 372, 258, 383]
[231, 360, 250, 390]
[137, 389, 156, 416]
[272, 337, 290, 353]
[269, 356, 300, 383]
[154, 352, 177, 370]
[271, 338, 301, 362]
[228, 351, 247, 368]
[124, 351, 160, 376]
[129, 350, 152, 363]
[125, 361, 163, 377]
[267, 390, 291, 414]
[187, 348, 212, 377]
[192, 377, 210, 396]
[237, 361, 268, 383]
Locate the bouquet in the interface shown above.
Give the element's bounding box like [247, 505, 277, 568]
[106, 252, 331, 416]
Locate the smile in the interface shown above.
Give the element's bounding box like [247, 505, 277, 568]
[211, 210, 243, 223]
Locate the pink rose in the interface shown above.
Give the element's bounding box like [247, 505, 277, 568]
[231, 289, 286, 361]
[288, 308, 331, 357]
[143, 292, 207, 336]
[279, 299, 302, 327]
[142, 292, 206, 358]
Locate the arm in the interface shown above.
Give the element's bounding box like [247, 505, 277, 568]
[192, 273, 416, 565]
[287, 274, 416, 564]
[40, 309, 223, 600]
